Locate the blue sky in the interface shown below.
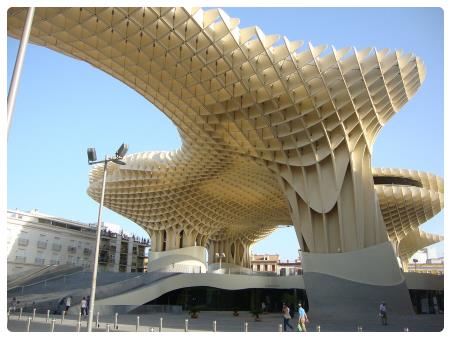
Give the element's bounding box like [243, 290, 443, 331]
[7, 7, 444, 260]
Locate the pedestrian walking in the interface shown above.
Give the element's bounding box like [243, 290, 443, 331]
[282, 303, 293, 331]
[86, 295, 90, 315]
[65, 296, 72, 312]
[81, 297, 88, 317]
[10, 297, 17, 312]
[297, 302, 309, 332]
[379, 302, 387, 325]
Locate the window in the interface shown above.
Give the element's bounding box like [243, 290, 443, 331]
[37, 240, 47, 249]
[50, 253, 60, 265]
[52, 243, 62, 251]
[18, 238, 29, 246]
[40, 234, 47, 237]
[15, 256, 26, 263]
[35, 257, 45, 264]
[67, 255, 74, 265]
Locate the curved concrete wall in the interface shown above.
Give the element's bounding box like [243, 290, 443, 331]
[302, 241, 404, 286]
[148, 246, 207, 272]
[96, 274, 304, 307]
[302, 241, 414, 317]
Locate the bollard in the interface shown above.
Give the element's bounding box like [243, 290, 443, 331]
[114, 312, 119, 330]
[96, 312, 100, 328]
[159, 317, 163, 332]
[136, 316, 140, 332]
[316, 325, 321, 332]
[278, 324, 282, 332]
[26, 317, 32, 332]
[404, 327, 409, 332]
[106, 323, 110, 332]
[244, 322, 248, 332]
[185, 318, 189, 332]
[78, 312, 82, 323]
[61, 311, 65, 324]
[357, 325, 363, 332]
[213, 320, 217, 332]
[149, 327, 155, 332]
[46, 310, 50, 323]
[76, 320, 81, 332]
[19, 307, 23, 320]
[50, 318, 56, 332]
[32, 308, 36, 321]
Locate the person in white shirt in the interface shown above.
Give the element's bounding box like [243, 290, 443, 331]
[81, 297, 88, 317]
[282, 303, 293, 331]
[65, 296, 72, 312]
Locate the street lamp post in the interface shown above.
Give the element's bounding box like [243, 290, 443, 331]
[215, 252, 226, 270]
[413, 258, 418, 273]
[7, 7, 35, 136]
[86, 143, 128, 332]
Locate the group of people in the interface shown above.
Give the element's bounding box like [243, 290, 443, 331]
[58, 295, 90, 317]
[281, 301, 387, 332]
[282, 302, 309, 332]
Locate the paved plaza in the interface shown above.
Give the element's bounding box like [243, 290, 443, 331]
[6, 310, 444, 332]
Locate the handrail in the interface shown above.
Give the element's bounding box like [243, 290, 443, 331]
[7, 268, 84, 291]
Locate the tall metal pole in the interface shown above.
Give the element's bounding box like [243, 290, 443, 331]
[7, 7, 35, 136]
[87, 157, 108, 331]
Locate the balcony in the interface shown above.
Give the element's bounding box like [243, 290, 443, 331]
[52, 243, 62, 251]
[18, 238, 29, 246]
[15, 256, 26, 263]
[35, 258, 45, 265]
[37, 241, 48, 249]
[99, 254, 109, 263]
[83, 248, 92, 256]
[50, 259, 60, 265]
[67, 246, 77, 254]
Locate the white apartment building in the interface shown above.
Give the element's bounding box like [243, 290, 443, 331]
[250, 254, 302, 276]
[7, 209, 149, 275]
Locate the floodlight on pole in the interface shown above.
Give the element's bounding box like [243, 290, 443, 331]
[87, 148, 97, 163]
[116, 143, 128, 159]
[86, 143, 128, 332]
[215, 252, 226, 270]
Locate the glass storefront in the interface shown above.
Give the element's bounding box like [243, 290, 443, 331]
[147, 286, 308, 313]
